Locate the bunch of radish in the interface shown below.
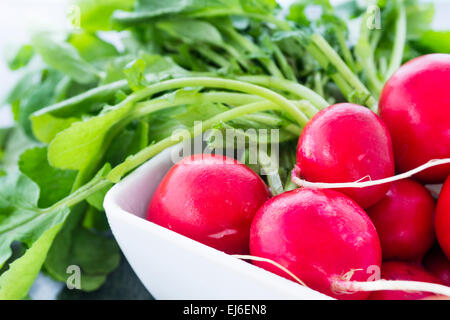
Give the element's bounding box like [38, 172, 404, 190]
[146, 54, 450, 300]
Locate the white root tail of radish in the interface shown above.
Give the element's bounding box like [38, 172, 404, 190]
[292, 158, 450, 189]
[232, 255, 308, 287]
[332, 279, 450, 297]
[234, 255, 450, 298]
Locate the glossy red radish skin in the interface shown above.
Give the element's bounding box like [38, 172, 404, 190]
[379, 54, 450, 183]
[147, 154, 271, 255]
[423, 247, 450, 287]
[369, 262, 443, 300]
[367, 179, 435, 261]
[296, 103, 395, 208]
[436, 176, 450, 259]
[250, 188, 381, 300]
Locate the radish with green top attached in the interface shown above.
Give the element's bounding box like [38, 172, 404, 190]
[366, 179, 435, 261]
[379, 54, 450, 183]
[295, 103, 395, 208]
[436, 175, 450, 259]
[147, 154, 271, 255]
[249, 188, 382, 300]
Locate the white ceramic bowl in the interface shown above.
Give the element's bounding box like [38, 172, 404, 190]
[104, 145, 333, 300]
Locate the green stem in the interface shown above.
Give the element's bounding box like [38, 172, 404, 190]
[386, 1, 406, 79]
[118, 77, 309, 126]
[354, 13, 383, 96]
[108, 100, 294, 182]
[242, 113, 302, 135]
[195, 46, 232, 69]
[309, 34, 377, 110]
[220, 26, 284, 78]
[236, 75, 328, 109]
[220, 42, 255, 72]
[133, 92, 262, 118]
[134, 91, 304, 135]
[253, 14, 377, 109]
[284, 169, 298, 192]
[258, 149, 284, 196]
[314, 73, 325, 98]
[336, 30, 358, 72]
[243, 13, 292, 30]
[44, 178, 111, 214]
[364, 56, 384, 96]
[305, 43, 354, 99]
[272, 44, 297, 81]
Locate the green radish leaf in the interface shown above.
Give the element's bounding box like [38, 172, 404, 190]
[85, 161, 113, 211]
[157, 19, 223, 46]
[105, 121, 149, 167]
[68, 32, 118, 62]
[7, 44, 34, 71]
[75, 0, 135, 31]
[86, 185, 111, 211]
[0, 128, 12, 152]
[0, 172, 70, 268]
[135, 0, 194, 15]
[0, 223, 64, 300]
[174, 102, 229, 126]
[57, 255, 152, 300]
[240, 0, 277, 14]
[124, 58, 147, 92]
[44, 204, 120, 292]
[1, 128, 38, 171]
[7, 69, 65, 138]
[31, 80, 128, 119]
[32, 113, 80, 144]
[405, 1, 434, 41]
[30, 55, 185, 122]
[31, 32, 99, 84]
[415, 30, 450, 54]
[48, 103, 133, 171]
[101, 56, 135, 85]
[113, 0, 276, 25]
[0, 170, 70, 299]
[19, 147, 77, 208]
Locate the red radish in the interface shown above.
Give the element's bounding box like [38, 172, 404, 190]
[369, 262, 442, 300]
[423, 246, 450, 287]
[436, 176, 450, 259]
[366, 179, 435, 261]
[296, 103, 395, 208]
[249, 188, 381, 300]
[147, 154, 270, 255]
[379, 54, 450, 183]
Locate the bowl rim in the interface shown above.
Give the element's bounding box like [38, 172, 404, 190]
[103, 146, 334, 300]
